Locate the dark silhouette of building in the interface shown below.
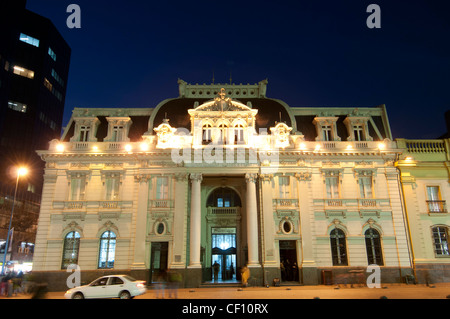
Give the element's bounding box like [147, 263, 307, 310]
[0, 0, 71, 196]
[0, 0, 71, 272]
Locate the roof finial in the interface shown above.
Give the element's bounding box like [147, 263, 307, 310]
[229, 71, 232, 84]
[212, 69, 215, 84]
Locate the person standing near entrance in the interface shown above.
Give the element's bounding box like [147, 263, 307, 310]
[213, 261, 220, 282]
[241, 266, 250, 287]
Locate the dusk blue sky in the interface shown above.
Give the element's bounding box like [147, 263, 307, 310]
[26, 0, 450, 139]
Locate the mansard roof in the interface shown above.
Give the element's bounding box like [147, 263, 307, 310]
[60, 80, 392, 143]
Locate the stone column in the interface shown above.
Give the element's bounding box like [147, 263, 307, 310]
[295, 171, 318, 285]
[170, 173, 188, 269]
[245, 173, 259, 267]
[188, 173, 202, 268]
[131, 174, 151, 271]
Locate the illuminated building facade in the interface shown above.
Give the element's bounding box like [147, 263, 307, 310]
[33, 80, 413, 290]
[396, 138, 450, 283]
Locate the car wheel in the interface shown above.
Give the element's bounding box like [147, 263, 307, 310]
[119, 291, 131, 299]
[72, 292, 84, 299]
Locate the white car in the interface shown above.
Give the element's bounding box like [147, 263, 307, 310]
[65, 275, 147, 299]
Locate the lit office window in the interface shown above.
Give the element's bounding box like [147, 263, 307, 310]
[44, 78, 53, 92]
[7, 101, 27, 113]
[19, 33, 39, 47]
[48, 47, 57, 61]
[13, 65, 34, 79]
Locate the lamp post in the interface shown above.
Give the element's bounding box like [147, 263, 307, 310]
[1, 167, 28, 275]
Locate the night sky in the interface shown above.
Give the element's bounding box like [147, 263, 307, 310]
[26, 0, 450, 139]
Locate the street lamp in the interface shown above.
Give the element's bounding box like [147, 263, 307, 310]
[1, 166, 28, 275]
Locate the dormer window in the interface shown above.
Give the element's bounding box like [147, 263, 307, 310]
[353, 125, 364, 141]
[105, 117, 132, 142]
[344, 117, 372, 141]
[79, 125, 90, 142]
[322, 125, 332, 141]
[70, 117, 100, 142]
[111, 125, 124, 142]
[313, 117, 340, 142]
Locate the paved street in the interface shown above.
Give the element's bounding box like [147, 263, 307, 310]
[2, 283, 450, 299]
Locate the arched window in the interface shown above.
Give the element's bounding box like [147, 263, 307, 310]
[202, 123, 212, 144]
[234, 124, 245, 144]
[330, 228, 348, 266]
[218, 124, 227, 144]
[207, 187, 242, 208]
[98, 231, 117, 269]
[365, 228, 384, 265]
[61, 231, 81, 269]
[432, 226, 450, 256]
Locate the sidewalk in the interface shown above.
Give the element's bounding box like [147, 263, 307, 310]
[1, 283, 449, 299]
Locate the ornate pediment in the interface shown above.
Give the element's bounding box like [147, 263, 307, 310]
[189, 88, 256, 114]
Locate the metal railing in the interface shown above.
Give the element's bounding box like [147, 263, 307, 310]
[426, 200, 447, 213]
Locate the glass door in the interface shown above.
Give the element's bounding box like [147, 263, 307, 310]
[211, 228, 237, 281]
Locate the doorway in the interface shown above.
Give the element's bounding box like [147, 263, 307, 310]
[211, 228, 237, 282]
[279, 240, 299, 282]
[150, 242, 168, 283]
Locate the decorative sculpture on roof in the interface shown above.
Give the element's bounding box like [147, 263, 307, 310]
[154, 119, 176, 148]
[270, 122, 292, 148]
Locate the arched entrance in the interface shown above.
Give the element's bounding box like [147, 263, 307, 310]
[205, 186, 241, 283]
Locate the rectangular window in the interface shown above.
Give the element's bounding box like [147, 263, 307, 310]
[326, 176, 339, 198]
[8, 101, 27, 113]
[427, 186, 446, 213]
[156, 177, 169, 200]
[279, 176, 290, 198]
[44, 78, 53, 91]
[52, 87, 63, 101]
[111, 125, 124, 142]
[79, 126, 90, 142]
[13, 65, 34, 79]
[105, 176, 120, 200]
[51, 68, 64, 87]
[359, 176, 373, 198]
[48, 47, 57, 61]
[427, 186, 440, 201]
[353, 125, 364, 141]
[322, 125, 332, 141]
[70, 176, 86, 201]
[19, 33, 39, 47]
